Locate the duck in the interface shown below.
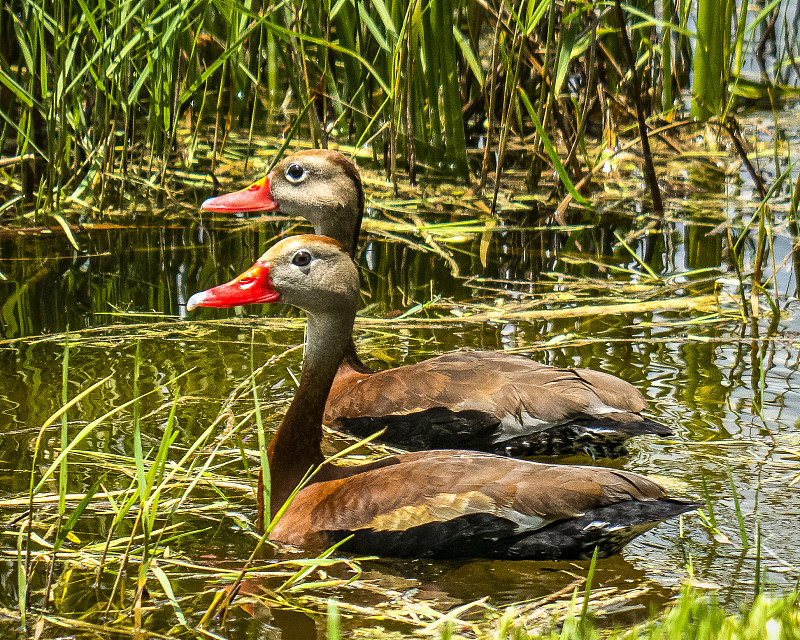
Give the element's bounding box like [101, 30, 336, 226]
[201, 149, 671, 459]
[186, 234, 698, 559]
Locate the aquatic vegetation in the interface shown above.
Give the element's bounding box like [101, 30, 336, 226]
[455, 587, 800, 639]
[1, 0, 798, 212]
[1, 0, 800, 638]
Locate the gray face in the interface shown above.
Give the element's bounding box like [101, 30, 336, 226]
[264, 237, 360, 317]
[269, 150, 362, 253]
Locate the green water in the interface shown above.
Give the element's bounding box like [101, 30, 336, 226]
[1, 104, 800, 637]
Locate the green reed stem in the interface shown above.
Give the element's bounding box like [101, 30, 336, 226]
[327, 598, 341, 640]
[754, 518, 762, 596]
[59, 331, 69, 518]
[580, 546, 599, 625]
[726, 465, 749, 550]
[252, 331, 270, 527]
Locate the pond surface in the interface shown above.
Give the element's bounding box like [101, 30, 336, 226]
[1, 102, 800, 637]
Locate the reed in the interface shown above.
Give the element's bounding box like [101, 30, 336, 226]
[692, 0, 731, 119]
[2, 0, 797, 214]
[327, 598, 342, 640]
[8, 341, 385, 635]
[726, 465, 749, 550]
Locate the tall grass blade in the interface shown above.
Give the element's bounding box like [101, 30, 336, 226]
[327, 598, 341, 639]
[16, 518, 27, 626]
[700, 472, 717, 529]
[151, 564, 188, 627]
[518, 89, 590, 206]
[33, 370, 192, 494]
[580, 546, 599, 625]
[755, 518, 762, 596]
[58, 332, 70, 518]
[251, 332, 270, 528]
[726, 465, 749, 549]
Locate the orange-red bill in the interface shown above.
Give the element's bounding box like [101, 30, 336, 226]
[201, 173, 278, 212]
[186, 263, 279, 310]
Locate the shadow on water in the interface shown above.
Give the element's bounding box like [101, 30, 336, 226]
[1, 103, 800, 636]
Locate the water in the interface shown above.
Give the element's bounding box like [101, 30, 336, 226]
[1, 102, 800, 637]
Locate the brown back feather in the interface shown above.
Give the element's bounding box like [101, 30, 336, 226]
[324, 351, 648, 425]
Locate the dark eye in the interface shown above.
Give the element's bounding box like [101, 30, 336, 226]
[285, 163, 306, 183]
[292, 250, 312, 267]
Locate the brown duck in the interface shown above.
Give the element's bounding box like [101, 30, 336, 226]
[202, 150, 671, 459]
[187, 234, 698, 558]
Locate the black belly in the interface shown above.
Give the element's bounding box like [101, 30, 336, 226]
[324, 499, 698, 560]
[335, 408, 671, 459]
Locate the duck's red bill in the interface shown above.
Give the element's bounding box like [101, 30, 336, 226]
[201, 173, 278, 212]
[186, 263, 279, 310]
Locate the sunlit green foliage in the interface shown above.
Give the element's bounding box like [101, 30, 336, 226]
[1, 0, 798, 213]
[449, 587, 800, 639]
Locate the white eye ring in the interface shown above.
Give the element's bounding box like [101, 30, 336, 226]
[292, 250, 312, 267]
[285, 163, 307, 183]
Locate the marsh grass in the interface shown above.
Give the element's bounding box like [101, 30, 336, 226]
[4, 309, 796, 637]
[9, 340, 318, 628]
[2, 82, 795, 336]
[8, 336, 454, 636]
[312, 581, 800, 639]
[1, 0, 798, 216]
[1, 34, 799, 633]
[511, 587, 800, 640]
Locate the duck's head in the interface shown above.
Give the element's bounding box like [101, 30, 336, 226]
[186, 235, 359, 316]
[202, 150, 363, 256]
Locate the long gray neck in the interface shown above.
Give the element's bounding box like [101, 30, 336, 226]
[303, 308, 356, 379]
[317, 210, 360, 258]
[303, 203, 364, 258]
[315, 204, 369, 370]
